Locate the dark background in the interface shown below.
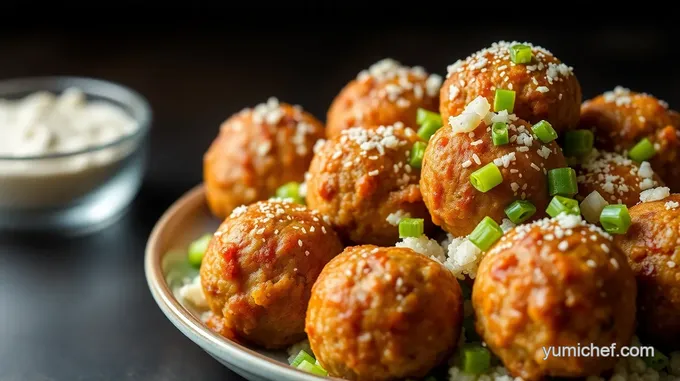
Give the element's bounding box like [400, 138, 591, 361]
[0, 18, 677, 381]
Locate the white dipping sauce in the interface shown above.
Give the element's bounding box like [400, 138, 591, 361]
[0, 88, 140, 209]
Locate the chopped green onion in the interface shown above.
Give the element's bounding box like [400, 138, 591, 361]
[600, 204, 631, 234]
[563, 129, 594, 157]
[509, 44, 533, 64]
[297, 359, 327, 376]
[643, 348, 669, 371]
[628, 138, 656, 162]
[417, 119, 442, 141]
[469, 216, 503, 251]
[410, 141, 427, 169]
[531, 120, 558, 143]
[548, 167, 578, 197]
[417, 108, 442, 127]
[470, 163, 503, 193]
[399, 218, 424, 238]
[580, 190, 609, 224]
[289, 350, 315, 367]
[276, 182, 304, 204]
[493, 89, 516, 113]
[546, 195, 580, 218]
[504, 200, 537, 224]
[492, 122, 509, 146]
[188, 233, 213, 268]
[460, 344, 491, 375]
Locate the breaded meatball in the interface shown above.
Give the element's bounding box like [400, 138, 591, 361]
[204, 98, 325, 218]
[306, 123, 429, 245]
[200, 199, 343, 349]
[576, 151, 664, 207]
[473, 214, 637, 381]
[615, 193, 680, 349]
[579, 86, 680, 191]
[306, 245, 463, 381]
[420, 106, 566, 237]
[442, 41, 581, 133]
[326, 58, 441, 138]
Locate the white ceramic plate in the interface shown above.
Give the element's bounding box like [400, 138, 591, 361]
[145, 184, 340, 381]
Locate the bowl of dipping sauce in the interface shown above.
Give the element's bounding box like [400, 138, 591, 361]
[0, 77, 151, 235]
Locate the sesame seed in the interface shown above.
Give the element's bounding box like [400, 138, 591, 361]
[472, 154, 481, 165]
[558, 241, 569, 251]
[586, 259, 597, 268]
[368, 170, 380, 176]
[462, 160, 472, 168]
[610, 258, 619, 269]
[298, 239, 303, 247]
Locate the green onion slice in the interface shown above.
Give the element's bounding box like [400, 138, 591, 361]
[399, 218, 424, 238]
[493, 89, 516, 113]
[548, 167, 578, 197]
[504, 200, 537, 224]
[410, 141, 427, 169]
[509, 44, 533, 64]
[469, 216, 503, 251]
[492, 122, 509, 146]
[643, 348, 669, 371]
[563, 129, 594, 157]
[416, 108, 442, 127]
[417, 119, 442, 141]
[599, 204, 631, 234]
[188, 233, 213, 268]
[297, 359, 328, 376]
[289, 350, 315, 367]
[531, 120, 558, 143]
[276, 182, 304, 204]
[546, 195, 580, 218]
[628, 138, 656, 162]
[460, 344, 492, 374]
[470, 163, 503, 193]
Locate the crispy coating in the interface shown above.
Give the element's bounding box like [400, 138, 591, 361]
[326, 58, 441, 138]
[306, 245, 463, 381]
[615, 194, 680, 350]
[204, 98, 324, 218]
[420, 116, 566, 237]
[306, 123, 430, 245]
[576, 151, 664, 207]
[473, 215, 636, 381]
[441, 41, 581, 133]
[579, 87, 680, 191]
[200, 199, 343, 349]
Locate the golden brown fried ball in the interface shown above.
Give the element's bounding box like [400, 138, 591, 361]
[616, 193, 680, 350]
[200, 199, 343, 349]
[305, 123, 430, 245]
[306, 245, 463, 381]
[579, 87, 680, 191]
[576, 151, 664, 207]
[326, 58, 441, 138]
[204, 98, 324, 218]
[420, 112, 566, 237]
[441, 41, 581, 133]
[473, 214, 636, 381]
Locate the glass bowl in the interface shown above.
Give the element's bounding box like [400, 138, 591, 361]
[0, 76, 152, 236]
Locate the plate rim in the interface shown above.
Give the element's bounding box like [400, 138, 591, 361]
[144, 184, 333, 381]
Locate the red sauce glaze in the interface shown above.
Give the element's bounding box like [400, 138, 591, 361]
[491, 254, 518, 281]
[320, 180, 336, 200]
[221, 244, 241, 280]
[256, 238, 277, 266]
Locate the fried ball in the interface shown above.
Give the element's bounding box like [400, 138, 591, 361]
[204, 98, 324, 218]
[326, 58, 441, 138]
[579, 86, 680, 191]
[441, 41, 581, 133]
[615, 193, 680, 350]
[576, 151, 664, 207]
[306, 245, 463, 381]
[473, 214, 637, 381]
[306, 123, 429, 245]
[420, 111, 566, 237]
[200, 199, 343, 349]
